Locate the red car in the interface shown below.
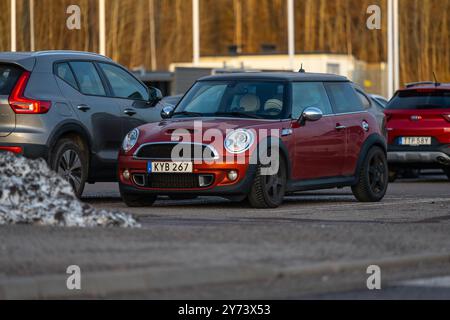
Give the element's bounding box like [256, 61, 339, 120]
[385, 82, 450, 181]
[118, 73, 388, 208]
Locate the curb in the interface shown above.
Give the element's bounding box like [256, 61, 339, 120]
[1, 253, 450, 299]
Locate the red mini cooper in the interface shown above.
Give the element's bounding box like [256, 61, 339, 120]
[118, 72, 388, 208]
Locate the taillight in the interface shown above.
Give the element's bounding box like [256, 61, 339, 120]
[8, 71, 51, 114]
[443, 114, 450, 122]
[0, 146, 23, 154]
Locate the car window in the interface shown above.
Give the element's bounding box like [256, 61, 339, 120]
[175, 81, 287, 119]
[184, 84, 227, 113]
[0, 64, 22, 95]
[387, 90, 450, 109]
[291, 82, 333, 118]
[355, 90, 371, 110]
[325, 82, 363, 114]
[55, 63, 78, 90]
[69, 61, 106, 96]
[99, 63, 149, 100]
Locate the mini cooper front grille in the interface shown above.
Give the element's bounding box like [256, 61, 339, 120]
[134, 143, 218, 160]
[133, 173, 214, 189]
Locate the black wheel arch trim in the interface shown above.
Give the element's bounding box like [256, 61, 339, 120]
[353, 133, 387, 183]
[46, 121, 94, 159]
[251, 136, 292, 180]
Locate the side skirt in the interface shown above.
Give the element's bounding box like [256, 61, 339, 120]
[286, 176, 356, 193]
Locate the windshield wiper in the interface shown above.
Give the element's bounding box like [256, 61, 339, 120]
[172, 111, 203, 117]
[214, 112, 263, 119]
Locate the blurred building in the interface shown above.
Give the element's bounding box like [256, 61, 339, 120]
[168, 53, 387, 97]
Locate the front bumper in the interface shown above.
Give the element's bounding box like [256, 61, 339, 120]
[118, 156, 258, 198]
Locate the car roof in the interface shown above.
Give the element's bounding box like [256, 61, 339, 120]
[0, 51, 112, 71]
[198, 72, 349, 82]
[369, 94, 388, 100]
[399, 82, 450, 92]
[0, 50, 110, 60]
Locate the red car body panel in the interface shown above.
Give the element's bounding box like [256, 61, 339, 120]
[293, 116, 343, 179]
[385, 109, 450, 145]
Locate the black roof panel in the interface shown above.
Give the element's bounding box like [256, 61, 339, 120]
[199, 72, 349, 82]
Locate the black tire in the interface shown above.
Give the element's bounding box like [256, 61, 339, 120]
[50, 138, 88, 198]
[352, 146, 388, 202]
[168, 195, 198, 201]
[388, 170, 398, 183]
[248, 155, 287, 208]
[120, 186, 157, 207]
[444, 168, 450, 181]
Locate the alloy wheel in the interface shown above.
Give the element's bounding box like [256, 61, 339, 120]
[368, 152, 387, 194]
[264, 164, 286, 203]
[57, 149, 83, 193]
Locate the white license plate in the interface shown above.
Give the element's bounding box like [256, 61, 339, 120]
[400, 137, 432, 146]
[148, 161, 193, 173]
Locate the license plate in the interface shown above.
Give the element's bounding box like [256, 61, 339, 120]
[400, 137, 432, 146]
[148, 161, 193, 173]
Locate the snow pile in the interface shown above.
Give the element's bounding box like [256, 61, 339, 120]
[0, 152, 140, 228]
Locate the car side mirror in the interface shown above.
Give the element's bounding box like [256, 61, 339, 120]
[161, 105, 174, 119]
[298, 107, 323, 125]
[147, 87, 163, 107]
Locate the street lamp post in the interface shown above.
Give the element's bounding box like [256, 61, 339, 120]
[287, 0, 295, 71]
[99, 0, 106, 56]
[11, 0, 16, 52]
[387, 0, 399, 98]
[30, 0, 35, 51]
[192, 0, 200, 65]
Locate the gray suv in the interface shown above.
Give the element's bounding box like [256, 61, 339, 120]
[0, 51, 162, 197]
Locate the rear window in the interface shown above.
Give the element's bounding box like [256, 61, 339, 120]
[324, 82, 363, 114]
[387, 90, 450, 109]
[55, 62, 79, 90]
[0, 64, 23, 95]
[69, 61, 106, 96]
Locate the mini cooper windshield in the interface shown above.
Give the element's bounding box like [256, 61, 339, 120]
[174, 81, 288, 119]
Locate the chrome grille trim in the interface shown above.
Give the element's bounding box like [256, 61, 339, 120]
[133, 142, 220, 160]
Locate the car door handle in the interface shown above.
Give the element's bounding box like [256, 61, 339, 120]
[77, 104, 90, 112]
[335, 124, 347, 130]
[123, 109, 136, 116]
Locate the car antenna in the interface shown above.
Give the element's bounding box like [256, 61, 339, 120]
[299, 64, 306, 73]
[433, 71, 441, 87]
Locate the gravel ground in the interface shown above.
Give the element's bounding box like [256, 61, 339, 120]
[0, 175, 449, 298]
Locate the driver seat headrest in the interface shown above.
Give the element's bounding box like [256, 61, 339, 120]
[264, 99, 283, 112]
[239, 94, 260, 112]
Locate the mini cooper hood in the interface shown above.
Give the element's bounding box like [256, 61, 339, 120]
[137, 118, 282, 142]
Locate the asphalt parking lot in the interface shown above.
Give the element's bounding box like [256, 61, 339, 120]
[1, 173, 449, 299]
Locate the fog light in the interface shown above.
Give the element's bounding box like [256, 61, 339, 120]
[227, 170, 238, 181]
[123, 170, 130, 180]
[199, 175, 214, 187]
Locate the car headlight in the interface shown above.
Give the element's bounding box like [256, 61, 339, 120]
[224, 129, 255, 154]
[122, 128, 139, 153]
